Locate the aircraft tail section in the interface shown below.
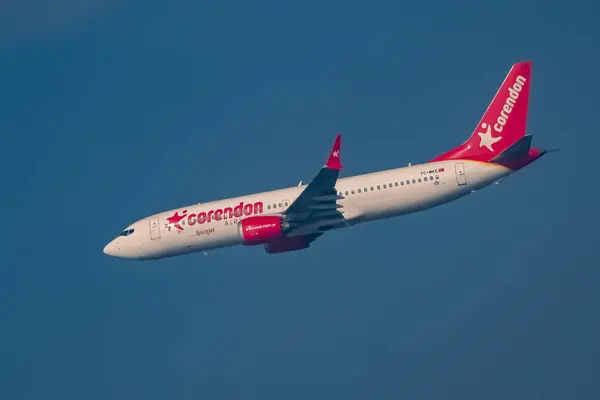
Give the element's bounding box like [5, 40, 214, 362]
[431, 61, 532, 163]
[490, 134, 547, 171]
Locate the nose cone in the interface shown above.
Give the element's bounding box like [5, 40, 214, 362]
[103, 239, 119, 256]
[102, 236, 153, 260]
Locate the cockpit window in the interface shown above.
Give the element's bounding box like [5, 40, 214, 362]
[120, 228, 135, 237]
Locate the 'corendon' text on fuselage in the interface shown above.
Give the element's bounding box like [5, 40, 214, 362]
[171, 201, 264, 229]
[494, 74, 527, 133]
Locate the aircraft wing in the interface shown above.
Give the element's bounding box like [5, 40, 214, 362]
[283, 134, 348, 237]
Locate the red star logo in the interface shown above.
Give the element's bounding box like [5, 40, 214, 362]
[166, 210, 187, 231]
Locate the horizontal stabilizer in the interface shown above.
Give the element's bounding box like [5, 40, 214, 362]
[490, 134, 548, 170]
[492, 135, 532, 162]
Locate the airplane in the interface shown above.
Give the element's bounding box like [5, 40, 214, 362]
[103, 61, 549, 260]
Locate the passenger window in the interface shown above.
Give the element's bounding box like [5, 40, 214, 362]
[394, 182, 398, 187]
[406, 180, 410, 185]
[377, 185, 381, 189]
[284, 202, 288, 206]
[351, 190, 355, 194]
[412, 179, 416, 183]
[371, 186, 374, 191]
[278, 203, 282, 207]
[364, 188, 367, 192]
[345, 191, 349, 195]
[383, 184, 387, 188]
[358, 189, 362, 193]
[436, 175, 439, 179]
[267, 205, 271, 209]
[418, 178, 422, 182]
[401, 181, 404, 186]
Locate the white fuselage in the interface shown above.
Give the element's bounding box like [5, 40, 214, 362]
[103, 160, 511, 260]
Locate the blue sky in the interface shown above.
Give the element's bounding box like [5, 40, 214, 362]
[2, 1, 599, 398]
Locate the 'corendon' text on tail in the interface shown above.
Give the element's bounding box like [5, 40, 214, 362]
[493, 74, 526, 133]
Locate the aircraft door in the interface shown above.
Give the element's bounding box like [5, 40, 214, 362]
[455, 162, 467, 186]
[149, 217, 161, 240]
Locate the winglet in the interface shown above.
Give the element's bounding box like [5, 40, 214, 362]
[325, 134, 342, 170]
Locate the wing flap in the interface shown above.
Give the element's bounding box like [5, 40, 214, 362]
[307, 203, 343, 210]
[312, 194, 345, 201]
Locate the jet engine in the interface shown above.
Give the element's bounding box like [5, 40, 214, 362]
[238, 216, 290, 245]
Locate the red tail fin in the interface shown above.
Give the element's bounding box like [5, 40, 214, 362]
[431, 61, 532, 162]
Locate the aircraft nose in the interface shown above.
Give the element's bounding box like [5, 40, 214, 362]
[103, 239, 119, 256]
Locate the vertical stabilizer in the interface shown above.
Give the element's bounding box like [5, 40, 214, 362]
[431, 61, 532, 162]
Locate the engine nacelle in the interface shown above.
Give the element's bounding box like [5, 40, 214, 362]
[238, 215, 289, 245]
[264, 236, 311, 254]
